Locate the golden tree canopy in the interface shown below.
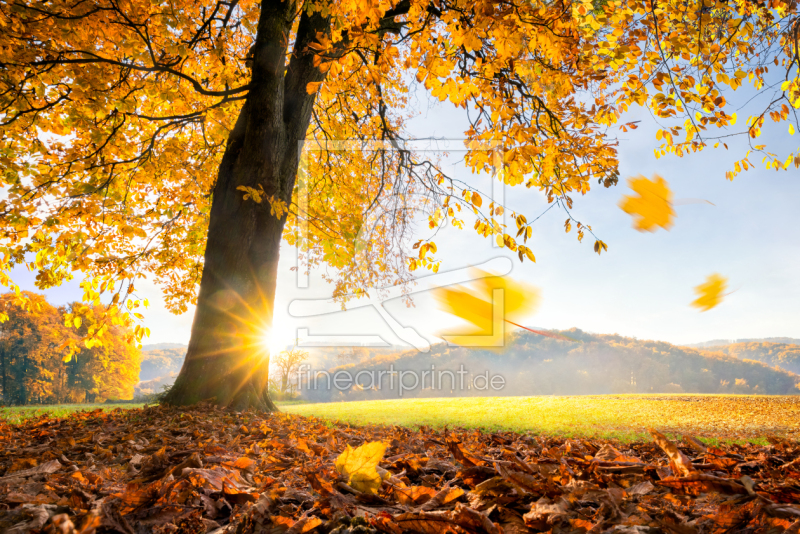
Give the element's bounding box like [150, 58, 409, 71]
[1, 0, 797, 347]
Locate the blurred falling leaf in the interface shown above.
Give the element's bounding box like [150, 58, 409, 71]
[434, 269, 540, 339]
[619, 175, 675, 232]
[335, 441, 387, 494]
[691, 273, 728, 312]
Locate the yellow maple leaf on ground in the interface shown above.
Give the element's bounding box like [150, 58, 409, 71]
[691, 273, 728, 312]
[335, 441, 387, 494]
[619, 175, 675, 232]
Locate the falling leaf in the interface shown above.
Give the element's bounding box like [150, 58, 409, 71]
[335, 441, 387, 494]
[619, 175, 675, 232]
[691, 273, 728, 312]
[434, 269, 540, 344]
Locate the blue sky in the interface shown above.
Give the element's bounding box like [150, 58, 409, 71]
[12, 90, 800, 352]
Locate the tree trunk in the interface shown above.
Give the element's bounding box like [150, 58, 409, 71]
[21, 349, 27, 406]
[0, 344, 5, 404]
[164, 0, 328, 411]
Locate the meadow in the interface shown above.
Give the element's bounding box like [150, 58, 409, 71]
[0, 403, 145, 425]
[281, 394, 800, 442]
[3, 394, 798, 442]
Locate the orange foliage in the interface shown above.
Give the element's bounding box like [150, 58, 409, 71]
[1, 405, 800, 531]
[0, 292, 140, 404]
[0, 0, 797, 345]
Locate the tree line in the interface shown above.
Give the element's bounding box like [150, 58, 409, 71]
[705, 342, 800, 376]
[0, 292, 140, 405]
[298, 329, 800, 402]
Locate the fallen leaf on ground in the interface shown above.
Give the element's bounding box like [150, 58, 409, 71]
[1, 404, 799, 534]
[335, 440, 387, 494]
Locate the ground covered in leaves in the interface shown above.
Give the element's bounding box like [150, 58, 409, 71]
[1, 403, 799, 534]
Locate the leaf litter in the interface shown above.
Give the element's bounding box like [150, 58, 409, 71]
[1, 403, 799, 533]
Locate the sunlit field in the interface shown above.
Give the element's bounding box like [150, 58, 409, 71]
[0, 403, 146, 425]
[5, 395, 799, 442]
[282, 394, 800, 442]
[0, 401, 304, 424]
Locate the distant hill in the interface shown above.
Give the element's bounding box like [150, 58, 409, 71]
[139, 347, 186, 382]
[700, 342, 800, 375]
[135, 344, 403, 383]
[298, 329, 800, 402]
[133, 343, 400, 394]
[687, 337, 800, 348]
[135, 372, 179, 397]
[141, 343, 188, 351]
[135, 333, 800, 402]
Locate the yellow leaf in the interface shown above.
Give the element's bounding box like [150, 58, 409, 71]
[335, 441, 387, 495]
[524, 247, 535, 262]
[790, 124, 795, 135]
[471, 192, 482, 208]
[434, 269, 540, 339]
[618, 175, 675, 232]
[691, 273, 728, 312]
[306, 82, 322, 94]
[593, 239, 608, 255]
[73, 317, 81, 328]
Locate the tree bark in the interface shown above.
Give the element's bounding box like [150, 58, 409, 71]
[164, 0, 329, 411]
[0, 343, 6, 404]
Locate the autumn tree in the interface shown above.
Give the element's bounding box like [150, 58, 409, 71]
[270, 346, 310, 398]
[0, 293, 140, 405]
[337, 347, 369, 363]
[1, 0, 798, 409]
[63, 302, 142, 402]
[0, 292, 63, 404]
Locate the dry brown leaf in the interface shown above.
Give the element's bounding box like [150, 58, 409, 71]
[1, 402, 798, 534]
[649, 429, 695, 477]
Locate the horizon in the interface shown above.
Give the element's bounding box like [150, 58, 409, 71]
[138, 329, 800, 352]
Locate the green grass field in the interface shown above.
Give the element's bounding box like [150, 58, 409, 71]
[0, 403, 146, 425]
[0, 401, 304, 425]
[281, 395, 800, 442]
[3, 395, 798, 442]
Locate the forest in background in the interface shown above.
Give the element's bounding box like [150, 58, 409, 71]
[134, 333, 800, 402]
[0, 292, 140, 405]
[135, 347, 186, 398]
[700, 342, 800, 375]
[296, 330, 800, 402]
[5, 289, 800, 405]
[687, 337, 800, 348]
